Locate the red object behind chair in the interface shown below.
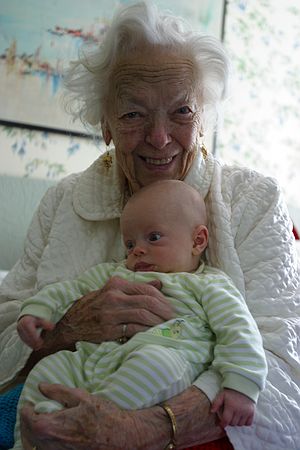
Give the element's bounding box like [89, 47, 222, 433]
[184, 436, 233, 450]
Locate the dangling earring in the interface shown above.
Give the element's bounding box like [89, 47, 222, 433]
[102, 145, 113, 171]
[101, 123, 113, 171]
[199, 131, 208, 160]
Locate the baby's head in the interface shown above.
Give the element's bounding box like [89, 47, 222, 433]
[120, 180, 208, 273]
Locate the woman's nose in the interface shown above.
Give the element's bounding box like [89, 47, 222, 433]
[145, 114, 172, 149]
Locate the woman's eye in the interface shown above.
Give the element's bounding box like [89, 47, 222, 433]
[148, 232, 162, 242]
[176, 106, 192, 114]
[122, 111, 141, 119]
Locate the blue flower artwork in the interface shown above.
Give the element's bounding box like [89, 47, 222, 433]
[0, 0, 224, 134]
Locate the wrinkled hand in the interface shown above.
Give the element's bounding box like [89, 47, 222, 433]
[17, 315, 55, 350]
[20, 383, 158, 450]
[45, 276, 174, 347]
[20, 384, 225, 450]
[211, 388, 255, 428]
[21, 276, 174, 376]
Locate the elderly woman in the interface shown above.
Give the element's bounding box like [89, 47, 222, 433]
[0, 2, 299, 450]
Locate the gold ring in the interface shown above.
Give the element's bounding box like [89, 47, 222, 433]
[117, 324, 128, 344]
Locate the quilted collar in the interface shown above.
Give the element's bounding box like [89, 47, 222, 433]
[73, 148, 215, 221]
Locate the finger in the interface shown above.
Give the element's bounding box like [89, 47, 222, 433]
[39, 383, 88, 408]
[37, 318, 55, 331]
[20, 402, 35, 423]
[120, 293, 173, 317]
[244, 413, 254, 426]
[228, 411, 240, 427]
[20, 327, 42, 350]
[147, 279, 162, 290]
[230, 413, 243, 427]
[21, 402, 67, 441]
[116, 305, 173, 327]
[220, 407, 234, 428]
[31, 337, 45, 350]
[107, 276, 164, 298]
[20, 403, 46, 438]
[100, 294, 173, 326]
[211, 392, 224, 413]
[124, 323, 158, 337]
[236, 415, 247, 426]
[20, 404, 36, 449]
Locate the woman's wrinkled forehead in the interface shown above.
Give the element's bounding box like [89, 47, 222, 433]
[110, 51, 198, 95]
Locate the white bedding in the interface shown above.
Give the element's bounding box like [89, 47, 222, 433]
[0, 271, 8, 285]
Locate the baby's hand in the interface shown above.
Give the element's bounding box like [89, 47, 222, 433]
[17, 315, 55, 350]
[211, 388, 255, 428]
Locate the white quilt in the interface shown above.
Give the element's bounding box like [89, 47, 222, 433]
[0, 150, 299, 449]
[0, 271, 8, 285]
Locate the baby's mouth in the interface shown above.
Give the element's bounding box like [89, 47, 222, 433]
[134, 261, 156, 272]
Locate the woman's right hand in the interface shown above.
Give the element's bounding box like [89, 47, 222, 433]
[21, 276, 173, 375]
[46, 276, 173, 347]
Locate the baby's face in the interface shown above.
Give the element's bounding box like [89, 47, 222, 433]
[121, 188, 203, 273]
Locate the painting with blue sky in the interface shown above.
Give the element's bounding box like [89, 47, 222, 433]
[0, 0, 224, 133]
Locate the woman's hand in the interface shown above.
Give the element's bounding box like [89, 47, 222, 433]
[59, 276, 174, 345]
[20, 383, 224, 450]
[20, 384, 130, 450]
[20, 383, 163, 450]
[21, 276, 173, 376]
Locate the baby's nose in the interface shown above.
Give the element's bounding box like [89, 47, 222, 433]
[133, 245, 146, 256]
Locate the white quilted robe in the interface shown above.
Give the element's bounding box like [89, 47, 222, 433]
[0, 149, 299, 449]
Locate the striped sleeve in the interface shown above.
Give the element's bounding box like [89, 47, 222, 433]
[19, 262, 118, 324]
[195, 270, 267, 402]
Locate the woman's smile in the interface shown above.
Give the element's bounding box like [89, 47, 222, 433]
[138, 153, 179, 170]
[144, 156, 174, 166]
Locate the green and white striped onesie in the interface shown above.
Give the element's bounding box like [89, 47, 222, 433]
[14, 262, 267, 448]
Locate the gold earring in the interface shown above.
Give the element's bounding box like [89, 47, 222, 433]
[200, 142, 208, 160]
[102, 149, 113, 171]
[199, 131, 208, 160]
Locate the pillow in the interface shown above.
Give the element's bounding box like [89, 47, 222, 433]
[0, 175, 55, 270]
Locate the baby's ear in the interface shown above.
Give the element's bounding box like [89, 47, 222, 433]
[192, 225, 208, 256]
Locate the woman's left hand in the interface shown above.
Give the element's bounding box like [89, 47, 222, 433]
[20, 383, 161, 450]
[20, 384, 130, 450]
[20, 382, 224, 450]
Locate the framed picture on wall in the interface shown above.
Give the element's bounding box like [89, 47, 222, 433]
[0, 0, 225, 135]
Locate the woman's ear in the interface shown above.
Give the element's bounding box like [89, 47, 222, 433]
[192, 225, 209, 256]
[101, 118, 112, 145]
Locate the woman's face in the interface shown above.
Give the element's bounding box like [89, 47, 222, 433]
[104, 48, 203, 189]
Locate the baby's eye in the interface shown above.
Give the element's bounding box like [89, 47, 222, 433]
[148, 232, 162, 242]
[125, 240, 135, 251]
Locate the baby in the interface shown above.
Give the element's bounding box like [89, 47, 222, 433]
[14, 180, 267, 448]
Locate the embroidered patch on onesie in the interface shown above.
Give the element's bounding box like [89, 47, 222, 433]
[151, 319, 184, 338]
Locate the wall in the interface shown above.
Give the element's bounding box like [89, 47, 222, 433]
[0, 0, 299, 229]
[217, 0, 300, 230]
[0, 124, 101, 179]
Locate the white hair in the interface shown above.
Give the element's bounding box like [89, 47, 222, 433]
[63, 1, 230, 134]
